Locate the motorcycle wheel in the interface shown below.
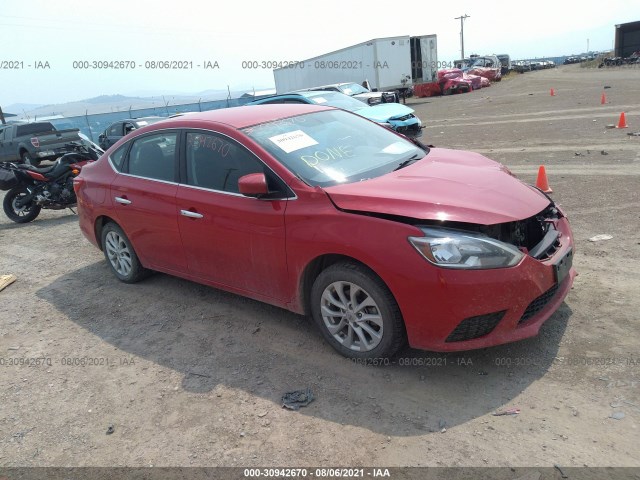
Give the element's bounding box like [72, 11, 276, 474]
[3, 186, 42, 223]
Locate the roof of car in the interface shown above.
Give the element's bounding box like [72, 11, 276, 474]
[153, 104, 332, 129]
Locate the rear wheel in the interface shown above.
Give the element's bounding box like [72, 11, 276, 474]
[101, 222, 150, 283]
[3, 186, 41, 223]
[310, 262, 406, 359]
[20, 151, 40, 167]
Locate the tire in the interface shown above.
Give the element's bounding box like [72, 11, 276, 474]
[310, 262, 406, 359]
[101, 222, 150, 283]
[3, 186, 41, 223]
[21, 151, 40, 167]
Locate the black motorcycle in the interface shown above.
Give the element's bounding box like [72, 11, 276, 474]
[0, 139, 103, 223]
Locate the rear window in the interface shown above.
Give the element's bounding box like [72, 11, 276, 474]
[16, 123, 55, 137]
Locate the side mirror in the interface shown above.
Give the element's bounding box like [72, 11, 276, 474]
[238, 173, 269, 197]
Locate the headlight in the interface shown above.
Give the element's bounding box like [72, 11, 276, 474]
[408, 227, 524, 269]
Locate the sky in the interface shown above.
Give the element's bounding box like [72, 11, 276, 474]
[0, 0, 638, 109]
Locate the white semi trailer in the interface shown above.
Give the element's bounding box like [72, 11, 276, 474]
[273, 35, 438, 93]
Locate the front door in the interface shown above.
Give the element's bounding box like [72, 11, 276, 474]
[175, 130, 290, 301]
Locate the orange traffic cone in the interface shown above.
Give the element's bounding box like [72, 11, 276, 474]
[616, 112, 628, 128]
[536, 166, 553, 193]
[550, 88, 556, 96]
[600, 92, 606, 105]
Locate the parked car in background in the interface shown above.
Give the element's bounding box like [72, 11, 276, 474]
[249, 91, 422, 137]
[512, 60, 531, 73]
[467, 55, 502, 81]
[0, 121, 82, 166]
[496, 54, 511, 75]
[303, 82, 398, 105]
[98, 116, 165, 150]
[76, 105, 576, 359]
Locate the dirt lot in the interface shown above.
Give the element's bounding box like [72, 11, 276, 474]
[1, 64, 639, 469]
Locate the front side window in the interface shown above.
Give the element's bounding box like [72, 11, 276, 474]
[185, 132, 265, 193]
[126, 132, 177, 182]
[108, 123, 122, 136]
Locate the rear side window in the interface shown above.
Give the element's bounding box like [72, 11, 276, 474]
[16, 122, 55, 137]
[109, 145, 128, 172]
[126, 132, 177, 182]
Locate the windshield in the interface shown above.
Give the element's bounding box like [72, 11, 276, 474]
[306, 92, 368, 112]
[338, 83, 369, 95]
[470, 57, 497, 68]
[243, 110, 427, 187]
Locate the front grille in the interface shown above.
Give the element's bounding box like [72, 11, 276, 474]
[539, 237, 561, 260]
[519, 283, 559, 324]
[392, 113, 415, 122]
[445, 311, 506, 343]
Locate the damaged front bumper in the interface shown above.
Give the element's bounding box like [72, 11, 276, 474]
[394, 205, 576, 352]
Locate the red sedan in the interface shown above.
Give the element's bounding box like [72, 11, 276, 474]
[75, 105, 575, 359]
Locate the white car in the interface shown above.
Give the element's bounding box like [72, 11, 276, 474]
[300, 82, 398, 105]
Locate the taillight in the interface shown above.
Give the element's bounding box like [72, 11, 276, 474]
[30, 137, 40, 148]
[71, 169, 80, 175]
[73, 176, 84, 193]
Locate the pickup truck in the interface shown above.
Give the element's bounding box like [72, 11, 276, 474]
[0, 122, 82, 166]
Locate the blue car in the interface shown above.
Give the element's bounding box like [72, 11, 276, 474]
[248, 91, 422, 137]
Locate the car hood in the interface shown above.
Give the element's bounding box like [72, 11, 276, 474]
[355, 103, 415, 123]
[323, 148, 551, 225]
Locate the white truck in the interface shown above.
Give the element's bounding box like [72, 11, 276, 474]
[273, 35, 438, 94]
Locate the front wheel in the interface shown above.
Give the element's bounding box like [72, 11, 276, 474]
[101, 222, 150, 283]
[310, 262, 406, 359]
[3, 186, 41, 223]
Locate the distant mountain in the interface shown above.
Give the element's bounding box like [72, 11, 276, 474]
[13, 87, 274, 120]
[83, 95, 138, 104]
[3, 103, 45, 114]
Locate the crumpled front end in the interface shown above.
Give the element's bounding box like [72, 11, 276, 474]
[391, 202, 576, 351]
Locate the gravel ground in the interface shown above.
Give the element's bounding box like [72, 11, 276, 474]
[0, 64, 639, 469]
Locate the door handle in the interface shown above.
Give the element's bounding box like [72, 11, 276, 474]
[180, 209, 203, 219]
[115, 196, 132, 205]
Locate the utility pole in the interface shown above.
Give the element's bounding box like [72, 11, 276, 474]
[454, 14, 470, 60]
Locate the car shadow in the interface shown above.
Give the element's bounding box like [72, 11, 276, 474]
[36, 261, 571, 436]
[0, 212, 78, 231]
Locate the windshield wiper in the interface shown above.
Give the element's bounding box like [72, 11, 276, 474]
[393, 154, 421, 171]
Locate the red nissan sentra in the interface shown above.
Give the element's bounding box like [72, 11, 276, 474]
[75, 105, 575, 359]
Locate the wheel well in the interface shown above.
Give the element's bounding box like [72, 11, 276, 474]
[94, 215, 118, 250]
[299, 254, 378, 316]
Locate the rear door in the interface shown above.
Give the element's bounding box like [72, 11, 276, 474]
[109, 130, 188, 272]
[175, 129, 290, 300]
